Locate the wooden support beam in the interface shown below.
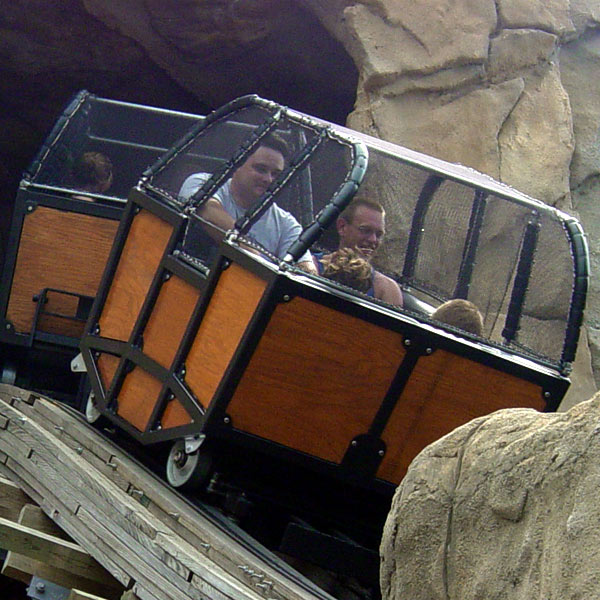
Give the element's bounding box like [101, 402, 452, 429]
[0, 506, 123, 599]
[0, 476, 30, 520]
[67, 590, 112, 600]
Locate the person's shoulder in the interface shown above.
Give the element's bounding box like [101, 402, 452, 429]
[268, 203, 302, 228]
[179, 172, 210, 198]
[373, 269, 403, 305]
[182, 172, 210, 186]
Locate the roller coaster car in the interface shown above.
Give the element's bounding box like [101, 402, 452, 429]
[78, 95, 588, 584]
[0, 91, 200, 400]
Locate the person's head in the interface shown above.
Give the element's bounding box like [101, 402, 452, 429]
[230, 133, 289, 209]
[336, 198, 386, 260]
[320, 248, 373, 293]
[72, 152, 113, 194]
[431, 299, 484, 336]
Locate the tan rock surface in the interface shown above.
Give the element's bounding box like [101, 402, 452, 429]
[381, 394, 600, 599]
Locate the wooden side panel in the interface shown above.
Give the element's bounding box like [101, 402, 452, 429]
[99, 209, 173, 342]
[184, 263, 266, 409]
[377, 348, 545, 484]
[97, 353, 120, 394]
[143, 275, 200, 369]
[227, 297, 406, 464]
[161, 398, 193, 429]
[7, 207, 118, 337]
[116, 367, 163, 432]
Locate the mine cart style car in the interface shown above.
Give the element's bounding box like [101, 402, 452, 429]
[0, 91, 201, 399]
[78, 95, 588, 584]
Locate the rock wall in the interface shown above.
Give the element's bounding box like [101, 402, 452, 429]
[380, 393, 600, 599]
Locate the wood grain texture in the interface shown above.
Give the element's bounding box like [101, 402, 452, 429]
[0, 385, 320, 600]
[160, 399, 192, 430]
[227, 296, 406, 464]
[99, 210, 173, 342]
[185, 263, 266, 409]
[1, 504, 119, 597]
[7, 206, 118, 337]
[116, 367, 163, 432]
[0, 476, 30, 520]
[376, 348, 545, 483]
[97, 353, 120, 395]
[143, 275, 200, 370]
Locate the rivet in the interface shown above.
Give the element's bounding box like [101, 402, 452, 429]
[404, 338, 411, 347]
[282, 294, 291, 302]
[351, 440, 358, 447]
[224, 416, 231, 424]
[425, 347, 432, 354]
[544, 391, 551, 398]
[378, 449, 385, 457]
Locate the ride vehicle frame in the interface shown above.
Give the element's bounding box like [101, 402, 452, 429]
[78, 94, 588, 582]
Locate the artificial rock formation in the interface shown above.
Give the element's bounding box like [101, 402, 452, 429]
[380, 393, 600, 599]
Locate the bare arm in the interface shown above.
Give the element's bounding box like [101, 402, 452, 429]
[196, 198, 235, 243]
[373, 271, 403, 306]
[297, 259, 318, 275]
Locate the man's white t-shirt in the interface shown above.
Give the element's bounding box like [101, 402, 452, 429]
[179, 173, 310, 262]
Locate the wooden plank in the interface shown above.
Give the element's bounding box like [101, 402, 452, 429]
[0, 517, 94, 568]
[7, 206, 118, 336]
[99, 209, 173, 342]
[228, 295, 405, 463]
[0, 475, 30, 520]
[143, 274, 201, 370]
[185, 263, 267, 408]
[9, 395, 131, 492]
[0, 388, 331, 600]
[377, 348, 545, 483]
[116, 367, 164, 432]
[0, 399, 257, 600]
[0, 460, 133, 590]
[1, 504, 122, 598]
[68, 591, 111, 600]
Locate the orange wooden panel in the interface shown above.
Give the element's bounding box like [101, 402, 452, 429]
[227, 297, 406, 464]
[97, 353, 120, 394]
[7, 206, 118, 336]
[99, 209, 173, 342]
[185, 263, 266, 408]
[161, 398, 193, 429]
[116, 366, 163, 432]
[377, 349, 545, 484]
[143, 275, 200, 369]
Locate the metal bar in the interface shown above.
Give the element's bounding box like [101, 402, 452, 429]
[560, 218, 590, 370]
[501, 218, 540, 344]
[454, 190, 487, 299]
[402, 174, 444, 282]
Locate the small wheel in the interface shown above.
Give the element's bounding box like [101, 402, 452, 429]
[84, 391, 107, 427]
[1, 361, 17, 385]
[166, 439, 212, 491]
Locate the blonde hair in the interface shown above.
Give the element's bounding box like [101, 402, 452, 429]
[320, 248, 373, 293]
[432, 299, 484, 336]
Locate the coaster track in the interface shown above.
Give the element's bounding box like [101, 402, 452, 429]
[0, 383, 340, 600]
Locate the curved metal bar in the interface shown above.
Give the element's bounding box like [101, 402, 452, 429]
[561, 218, 590, 370]
[283, 143, 369, 263]
[24, 90, 90, 182]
